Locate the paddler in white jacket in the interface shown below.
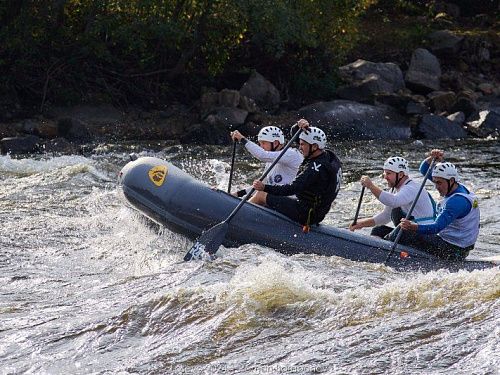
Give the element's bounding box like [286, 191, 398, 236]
[230, 126, 303, 205]
[349, 156, 436, 239]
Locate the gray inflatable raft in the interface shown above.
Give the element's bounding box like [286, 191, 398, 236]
[118, 157, 497, 272]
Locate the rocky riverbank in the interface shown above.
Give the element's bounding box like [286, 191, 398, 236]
[1, 28, 499, 155]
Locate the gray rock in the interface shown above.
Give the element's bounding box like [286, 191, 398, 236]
[179, 123, 229, 145]
[427, 91, 456, 113]
[20, 119, 39, 135]
[204, 107, 248, 127]
[428, 30, 464, 57]
[406, 102, 430, 115]
[299, 100, 410, 140]
[477, 83, 494, 95]
[57, 118, 92, 142]
[219, 89, 240, 108]
[49, 104, 123, 125]
[467, 110, 500, 137]
[374, 92, 411, 113]
[40, 137, 74, 154]
[239, 95, 258, 113]
[447, 112, 465, 124]
[337, 60, 405, 102]
[1, 135, 40, 154]
[240, 71, 280, 110]
[415, 114, 468, 139]
[405, 48, 442, 93]
[200, 92, 220, 116]
[450, 96, 478, 119]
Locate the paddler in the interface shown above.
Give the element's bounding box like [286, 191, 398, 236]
[349, 156, 436, 239]
[399, 149, 480, 260]
[230, 125, 302, 204]
[251, 119, 342, 231]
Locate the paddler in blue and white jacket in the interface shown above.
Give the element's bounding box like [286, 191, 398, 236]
[230, 126, 303, 202]
[399, 149, 480, 260]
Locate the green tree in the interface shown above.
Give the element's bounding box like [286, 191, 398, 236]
[0, 0, 377, 109]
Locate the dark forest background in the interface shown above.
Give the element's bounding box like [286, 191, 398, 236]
[1, 0, 498, 112]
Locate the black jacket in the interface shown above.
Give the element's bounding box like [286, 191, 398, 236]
[264, 149, 342, 225]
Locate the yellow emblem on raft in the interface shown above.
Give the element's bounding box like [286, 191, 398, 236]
[148, 165, 168, 187]
[472, 199, 478, 209]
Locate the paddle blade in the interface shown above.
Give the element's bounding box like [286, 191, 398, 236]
[183, 222, 229, 261]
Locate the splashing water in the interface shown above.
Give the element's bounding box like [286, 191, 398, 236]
[0, 139, 498, 374]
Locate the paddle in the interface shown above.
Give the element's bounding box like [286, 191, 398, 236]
[384, 158, 436, 264]
[184, 126, 303, 261]
[227, 139, 237, 194]
[352, 186, 365, 226]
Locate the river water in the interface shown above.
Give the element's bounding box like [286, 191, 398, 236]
[0, 139, 498, 374]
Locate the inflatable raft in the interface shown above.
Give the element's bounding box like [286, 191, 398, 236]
[118, 157, 497, 272]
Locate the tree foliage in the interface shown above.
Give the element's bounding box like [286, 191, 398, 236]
[0, 0, 378, 109]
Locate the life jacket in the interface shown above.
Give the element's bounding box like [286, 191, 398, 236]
[438, 190, 480, 248]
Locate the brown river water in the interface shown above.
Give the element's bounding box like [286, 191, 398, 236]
[0, 138, 498, 374]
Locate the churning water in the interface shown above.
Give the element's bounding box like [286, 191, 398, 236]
[0, 139, 498, 374]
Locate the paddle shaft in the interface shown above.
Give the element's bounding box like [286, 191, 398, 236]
[352, 186, 365, 226]
[224, 128, 303, 224]
[385, 158, 436, 263]
[227, 140, 237, 194]
[184, 126, 302, 261]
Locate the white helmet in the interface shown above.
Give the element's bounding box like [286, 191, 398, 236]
[257, 126, 285, 144]
[299, 127, 327, 149]
[433, 162, 460, 181]
[383, 156, 409, 175]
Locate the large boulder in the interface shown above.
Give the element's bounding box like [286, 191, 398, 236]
[179, 123, 229, 145]
[0, 135, 40, 154]
[466, 109, 500, 137]
[428, 30, 464, 57]
[57, 118, 92, 142]
[40, 137, 75, 154]
[200, 91, 220, 117]
[298, 100, 410, 141]
[48, 104, 124, 125]
[406, 101, 430, 115]
[427, 91, 456, 113]
[414, 114, 468, 139]
[447, 111, 465, 125]
[203, 107, 248, 128]
[405, 49, 442, 93]
[0, 123, 18, 139]
[19, 119, 58, 138]
[240, 71, 280, 110]
[450, 92, 479, 119]
[218, 89, 240, 108]
[337, 60, 405, 102]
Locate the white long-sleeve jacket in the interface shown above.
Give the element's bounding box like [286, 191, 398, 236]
[244, 140, 303, 186]
[373, 179, 435, 226]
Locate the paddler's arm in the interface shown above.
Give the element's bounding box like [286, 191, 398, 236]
[400, 218, 418, 231]
[360, 175, 382, 199]
[244, 141, 300, 165]
[349, 217, 376, 231]
[260, 162, 312, 196]
[257, 181, 296, 196]
[420, 149, 444, 176]
[350, 205, 391, 231]
[408, 195, 470, 234]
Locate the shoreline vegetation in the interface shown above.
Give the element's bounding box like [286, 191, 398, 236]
[0, 0, 499, 154]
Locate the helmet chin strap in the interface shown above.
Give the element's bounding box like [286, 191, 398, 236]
[306, 144, 315, 159]
[446, 178, 457, 195]
[394, 172, 403, 189]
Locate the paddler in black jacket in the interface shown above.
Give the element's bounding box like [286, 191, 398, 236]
[252, 119, 342, 231]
